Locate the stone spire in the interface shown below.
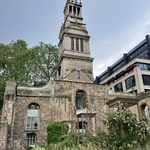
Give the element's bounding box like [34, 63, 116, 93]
[57, 0, 94, 82]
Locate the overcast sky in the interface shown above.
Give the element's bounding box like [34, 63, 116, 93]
[0, 0, 150, 78]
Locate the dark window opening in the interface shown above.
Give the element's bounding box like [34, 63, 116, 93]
[76, 70, 80, 79]
[76, 90, 86, 109]
[140, 104, 150, 119]
[145, 89, 150, 92]
[141, 104, 147, 113]
[71, 37, 74, 50]
[142, 75, 150, 85]
[125, 76, 135, 89]
[69, 5, 72, 14]
[114, 82, 123, 92]
[76, 122, 87, 134]
[80, 39, 83, 51]
[77, 7, 80, 16]
[73, 6, 76, 15]
[58, 66, 61, 76]
[76, 38, 79, 50]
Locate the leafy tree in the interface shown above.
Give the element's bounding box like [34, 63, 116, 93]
[31, 42, 58, 86]
[0, 40, 58, 109]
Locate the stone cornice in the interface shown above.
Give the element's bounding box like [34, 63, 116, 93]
[58, 54, 94, 66]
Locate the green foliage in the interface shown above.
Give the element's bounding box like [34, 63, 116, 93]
[0, 40, 58, 109]
[31, 108, 150, 150]
[31, 42, 58, 82]
[59, 132, 78, 148]
[102, 106, 150, 150]
[47, 121, 69, 144]
[47, 121, 62, 144]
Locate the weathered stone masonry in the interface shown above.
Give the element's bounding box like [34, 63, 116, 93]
[1, 79, 108, 149]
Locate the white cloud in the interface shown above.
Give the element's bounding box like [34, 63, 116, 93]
[102, 40, 111, 45]
[93, 58, 114, 78]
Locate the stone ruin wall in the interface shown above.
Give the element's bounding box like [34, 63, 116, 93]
[10, 80, 108, 149]
[0, 123, 8, 150]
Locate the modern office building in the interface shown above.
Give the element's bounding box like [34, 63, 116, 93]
[95, 35, 150, 94]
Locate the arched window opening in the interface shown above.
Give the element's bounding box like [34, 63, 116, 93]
[69, 5, 72, 14]
[73, 6, 76, 15]
[26, 103, 39, 130]
[77, 7, 80, 16]
[26, 133, 36, 148]
[76, 122, 87, 134]
[141, 104, 150, 119]
[76, 90, 86, 110]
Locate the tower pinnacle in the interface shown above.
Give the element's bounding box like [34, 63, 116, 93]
[57, 0, 94, 82]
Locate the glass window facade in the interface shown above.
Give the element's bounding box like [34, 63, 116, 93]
[128, 43, 148, 62]
[114, 82, 123, 92]
[99, 73, 108, 82]
[138, 63, 150, 71]
[112, 61, 124, 73]
[125, 76, 135, 89]
[26, 104, 39, 130]
[142, 75, 150, 85]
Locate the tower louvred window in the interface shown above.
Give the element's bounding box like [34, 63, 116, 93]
[76, 38, 79, 50]
[71, 37, 74, 50]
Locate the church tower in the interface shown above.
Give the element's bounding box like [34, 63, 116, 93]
[57, 0, 94, 82]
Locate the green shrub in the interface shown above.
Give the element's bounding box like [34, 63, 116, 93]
[47, 121, 63, 144]
[47, 121, 69, 144]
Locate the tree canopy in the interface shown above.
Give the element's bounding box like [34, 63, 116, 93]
[0, 39, 58, 109]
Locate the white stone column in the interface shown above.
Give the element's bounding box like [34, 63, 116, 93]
[84, 40, 86, 52]
[134, 66, 144, 93]
[87, 40, 90, 52]
[79, 39, 81, 51]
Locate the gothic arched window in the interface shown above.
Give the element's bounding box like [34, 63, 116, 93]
[26, 133, 36, 148]
[76, 90, 86, 110]
[26, 103, 39, 130]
